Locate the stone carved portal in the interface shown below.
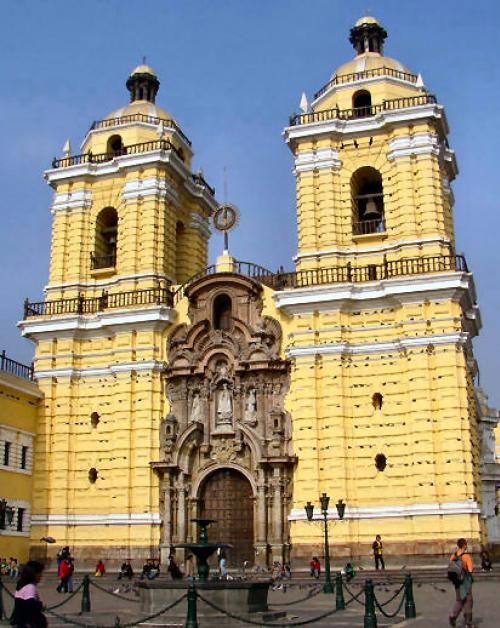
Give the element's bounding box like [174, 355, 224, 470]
[153, 273, 295, 567]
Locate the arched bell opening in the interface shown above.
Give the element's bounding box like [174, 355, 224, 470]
[351, 166, 385, 235]
[352, 89, 372, 118]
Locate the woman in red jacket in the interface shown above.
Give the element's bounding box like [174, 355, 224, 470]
[56, 557, 72, 593]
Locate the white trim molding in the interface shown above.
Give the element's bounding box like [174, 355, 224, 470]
[121, 176, 179, 206]
[34, 360, 166, 380]
[294, 148, 342, 173]
[189, 212, 211, 238]
[285, 331, 468, 359]
[50, 190, 92, 214]
[289, 501, 481, 522]
[18, 305, 175, 340]
[386, 133, 439, 160]
[294, 237, 452, 262]
[283, 104, 449, 144]
[273, 271, 479, 321]
[31, 513, 161, 526]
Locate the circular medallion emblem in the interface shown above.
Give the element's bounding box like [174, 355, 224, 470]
[213, 204, 239, 233]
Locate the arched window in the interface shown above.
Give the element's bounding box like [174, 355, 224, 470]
[351, 167, 385, 235]
[92, 207, 118, 269]
[352, 90, 372, 118]
[213, 294, 232, 331]
[107, 135, 124, 157]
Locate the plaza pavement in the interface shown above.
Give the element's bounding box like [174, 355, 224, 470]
[1, 571, 499, 627]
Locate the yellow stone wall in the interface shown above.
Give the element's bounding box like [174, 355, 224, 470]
[0, 371, 40, 562]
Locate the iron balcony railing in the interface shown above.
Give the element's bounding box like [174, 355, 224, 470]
[23, 255, 467, 319]
[88, 114, 192, 147]
[192, 173, 216, 196]
[289, 93, 437, 126]
[313, 66, 419, 100]
[51, 139, 184, 169]
[0, 350, 34, 380]
[352, 218, 386, 236]
[24, 287, 173, 319]
[90, 252, 116, 270]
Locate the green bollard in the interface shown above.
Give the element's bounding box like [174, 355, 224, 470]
[363, 579, 377, 628]
[185, 582, 198, 628]
[81, 575, 91, 613]
[404, 573, 416, 619]
[0, 576, 5, 620]
[335, 572, 345, 610]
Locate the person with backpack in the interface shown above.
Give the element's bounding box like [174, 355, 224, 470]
[448, 538, 474, 627]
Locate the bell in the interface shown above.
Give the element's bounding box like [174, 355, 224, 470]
[363, 197, 381, 220]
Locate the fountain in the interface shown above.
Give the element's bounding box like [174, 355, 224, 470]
[138, 518, 272, 622]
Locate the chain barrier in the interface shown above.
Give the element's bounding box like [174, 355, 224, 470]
[270, 584, 323, 606]
[373, 584, 406, 619]
[197, 590, 344, 626]
[343, 582, 365, 606]
[375, 583, 405, 608]
[45, 591, 187, 628]
[89, 578, 140, 603]
[46, 580, 84, 610]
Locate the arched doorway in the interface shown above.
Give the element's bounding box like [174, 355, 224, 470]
[200, 468, 254, 567]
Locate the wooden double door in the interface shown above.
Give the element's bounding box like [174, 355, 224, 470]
[200, 469, 254, 567]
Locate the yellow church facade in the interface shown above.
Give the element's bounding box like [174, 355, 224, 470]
[17, 17, 500, 565]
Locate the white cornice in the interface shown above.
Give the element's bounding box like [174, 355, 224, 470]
[183, 178, 219, 213]
[311, 75, 421, 108]
[122, 176, 180, 206]
[44, 272, 175, 295]
[273, 272, 479, 330]
[386, 133, 439, 160]
[283, 104, 449, 145]
[189, 212, 211, 238]
[50, 190, 92, 214]
[285, 331, 468, 358]
[32, 513, 161, 526]
[34, 359, 166, 379]
[289, 500, 480, 521]
[45, 149, 188, 185]
[294, 237, 452, 262]
[294, 148, 342, 173]
[18, 306, 175, 340]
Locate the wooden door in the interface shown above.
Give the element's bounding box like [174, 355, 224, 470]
[200, 469, 254, 567]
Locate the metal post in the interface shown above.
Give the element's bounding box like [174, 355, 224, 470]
[81, 575, 91, 613]
[185, 582, 198, 628]
[363, 579, 377, 628]
[335, 572, 345, 610]
[323, 510, 334, 594]
[0, 575, 5, 620]
[404, 573, 416, 619]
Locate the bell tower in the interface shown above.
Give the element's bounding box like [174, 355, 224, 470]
[285, 15, 456, 273]
[19, 66, 217, 563]
[45, 64, 216, 300]
[280, 17, 485, 560]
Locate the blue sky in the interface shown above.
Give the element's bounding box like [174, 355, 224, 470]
[1, 0, 499, 405]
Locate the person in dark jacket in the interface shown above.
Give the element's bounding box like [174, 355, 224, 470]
[10, 560, 47, 628]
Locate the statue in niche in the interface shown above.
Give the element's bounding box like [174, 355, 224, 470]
[216, 382, 233, 425]
[190, 392, 203, 423]
[244, 388, 257, 424]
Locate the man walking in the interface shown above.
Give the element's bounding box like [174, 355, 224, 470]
[372, 535, 385, 570]
[449, 538, 474, 627]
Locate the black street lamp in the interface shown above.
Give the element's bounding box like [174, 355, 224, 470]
[305, 494, 346, 594]
[0, 499, 15, 530]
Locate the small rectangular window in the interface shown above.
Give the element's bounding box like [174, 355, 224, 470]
[17, 507, 25, 532]
[21, 446, 28, 469]
[3, 441, 11, 466]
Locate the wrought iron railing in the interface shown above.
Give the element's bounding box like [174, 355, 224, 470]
[191, 173, 216, 196]
[289, 94, 437, 126]
[51, 139, 184, 169]
[313, 66, 419, 99]
[352, 218, 386, 236]
[88, 114, 192, 146]
[90, 252, 116, 270]
[23, 287, 173, 319]
[0, 350, 34, 380]
[23, 255, 467, 318]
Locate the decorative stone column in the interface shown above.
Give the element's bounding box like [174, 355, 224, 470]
[160, 475, 173, 565]
[255, 482, 268, 566]
[270, 469, 284, 563]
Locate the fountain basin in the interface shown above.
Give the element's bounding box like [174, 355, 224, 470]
[139, 579, 271, 617]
